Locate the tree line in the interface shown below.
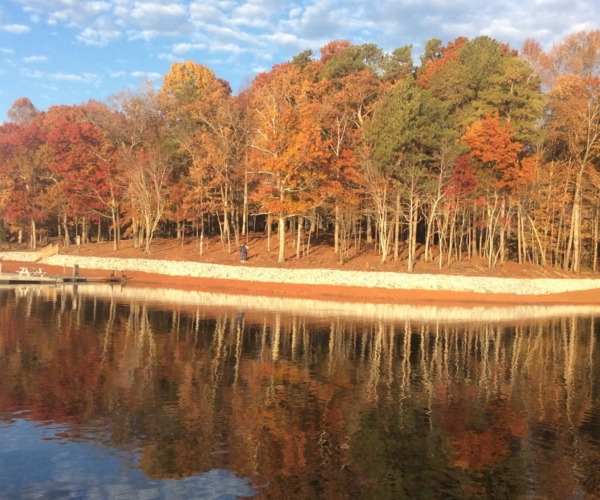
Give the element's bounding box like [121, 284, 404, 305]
[1, 30, 600, 271]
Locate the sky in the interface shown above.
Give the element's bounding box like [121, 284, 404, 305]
[0, 0, 598, 121]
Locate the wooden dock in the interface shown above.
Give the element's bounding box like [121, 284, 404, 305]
[0, 270, 126, 285]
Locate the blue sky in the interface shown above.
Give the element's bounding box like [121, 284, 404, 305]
[0, 0, 597, 121]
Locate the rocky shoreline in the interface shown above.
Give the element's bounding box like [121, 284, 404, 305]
[2, 251, 600, 296]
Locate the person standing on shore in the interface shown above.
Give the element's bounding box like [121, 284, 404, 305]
[240, 244, 249, 262]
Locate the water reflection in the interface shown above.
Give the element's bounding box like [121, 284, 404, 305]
[0, 285, 599, 499]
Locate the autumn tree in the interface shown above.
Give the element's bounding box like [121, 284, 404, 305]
[461, 113, 524, 266]
[7, 97, 38, 125]
[249, 63, 335, 262]
[160, 61, 247, 253]
[0, 117, 49, 248]
[42, 104, 117, 248]
[527, 30, 600, 271]
[546, 75, 600, 271]
[107, 84, 173, 254]
[319, 55, 383, 259]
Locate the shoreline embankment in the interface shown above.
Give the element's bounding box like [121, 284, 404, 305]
[2, 251, 600, 307]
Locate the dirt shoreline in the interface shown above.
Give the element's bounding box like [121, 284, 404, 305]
[2, 257, 600, 307]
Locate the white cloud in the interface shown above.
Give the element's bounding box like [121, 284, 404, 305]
[158, 53, 181, 61]
[5, 0, 600, 113]
[263, 32, 308, 52]
[9, 0, 600, 56]
[77, 21, 121, 46]
[21, 68, 98, 84]
[197, 23, 261, 47]
[131, 3, 187, 20]
[20, 0, 111, 27]
[129, 2, 188, 32]
[33, 82, 58, 91]
[189, 1, 227, 23]
[172, 42, 206, 53]
[1, 24, 30, 34]
[131, 71, 163, 80]
[54, 72, 98, 83]
[128, 29, 180, 40]
[23, 55, 48, 63]
[209, 42, 245, 54]
[231, 3, 273, 29]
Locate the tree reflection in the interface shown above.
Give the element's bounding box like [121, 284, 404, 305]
[0, 287, 599, 499]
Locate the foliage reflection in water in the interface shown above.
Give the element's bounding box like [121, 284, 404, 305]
[0, 285, 599, 499]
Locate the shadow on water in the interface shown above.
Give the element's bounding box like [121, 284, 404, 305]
[0, 284, 599, 499]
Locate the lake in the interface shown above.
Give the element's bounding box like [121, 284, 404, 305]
[0, 284, 599, 499]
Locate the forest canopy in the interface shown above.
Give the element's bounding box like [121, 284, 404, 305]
[1, 31, 600, 272]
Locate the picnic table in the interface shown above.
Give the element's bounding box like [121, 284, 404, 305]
[17, 267, 45, 277]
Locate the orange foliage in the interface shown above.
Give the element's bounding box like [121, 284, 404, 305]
[249, 63, 336, 217]
[462, 112, 525, 190]
[418, 37, 468, 89]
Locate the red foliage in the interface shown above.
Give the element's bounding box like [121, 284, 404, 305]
[319, 40, 353, 65]
[444, 155, 479, 208]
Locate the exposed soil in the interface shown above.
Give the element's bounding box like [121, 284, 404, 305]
[1, 234, 597, 307]
[57, 233, 578, 279]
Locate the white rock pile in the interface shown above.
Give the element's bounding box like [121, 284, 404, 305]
[2, 251, 600, 295]
[65, 284, 600, 323]
[0, 252, 41, 262]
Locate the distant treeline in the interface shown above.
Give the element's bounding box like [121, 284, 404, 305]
[1, 31, 600, 270]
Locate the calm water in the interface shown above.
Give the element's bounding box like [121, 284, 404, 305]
[0, 285, 599, 500]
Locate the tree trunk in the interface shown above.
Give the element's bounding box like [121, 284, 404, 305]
[116, 212, 121, 246]
[573, 197, 581, 273]
[242, 178, 248, 237]
[499, 200, 506, 266]
[447, 211, 456, 268]
[306, 215, 315, 257]
[278, 213, 286, 263]
[471, 206, 476, 259]
[31, 219, 37, 250]
[267, 214, 272, 252]
[334, 203, 339, 254]
[517, 209, 523, 265]
[144, 217, 152, 255]
[112, 209, 118, 251]
[564, 174, 582, 272]
[63, 213, 70, 249]
[232, 209, 240, 250]
[366, 214, 373, 245]
[458, 207, 466, 261]
[407, 198, 417, 271]
[223, 207, 231, 254]
[394, 191, 400, 261]
[594, 194, 600, 272]
[296, 216, 303, 259]
[132, 217, 139, 249]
